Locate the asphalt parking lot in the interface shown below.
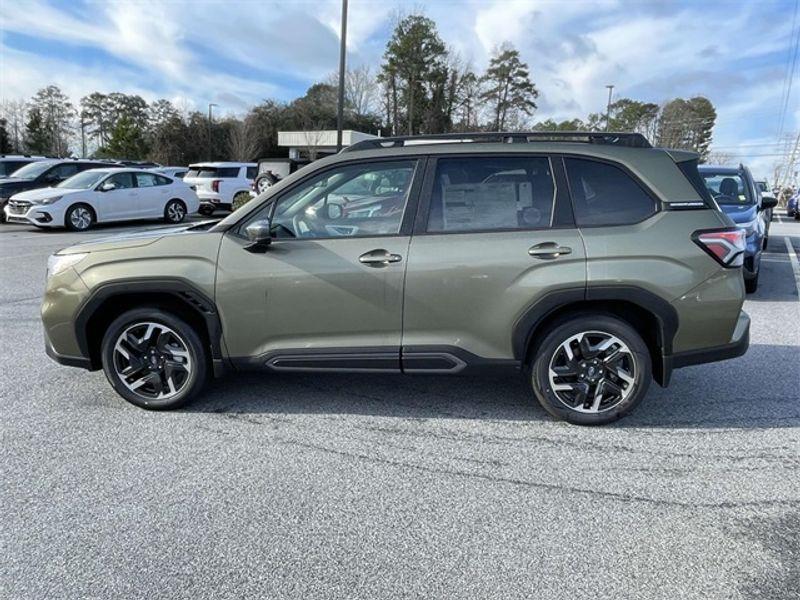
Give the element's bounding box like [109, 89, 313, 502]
[1, 214, 798, 600]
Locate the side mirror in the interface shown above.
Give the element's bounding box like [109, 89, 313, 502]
[761, 195, 778, 210]
[244, 219, 272, 251]
[100, 181, 116, 192]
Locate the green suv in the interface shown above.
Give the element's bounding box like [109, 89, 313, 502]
[42, 133, 750, 425]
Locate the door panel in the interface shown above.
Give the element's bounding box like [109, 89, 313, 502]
[215, 234, 410, 362]
[403, 230, 586, 359]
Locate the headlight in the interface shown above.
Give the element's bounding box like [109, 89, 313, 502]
[736, 216, 758, 236]
[47, 253, 87, 277]
[38, 195, 63, 205]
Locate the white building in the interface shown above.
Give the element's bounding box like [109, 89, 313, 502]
[277, 130, 378, 159]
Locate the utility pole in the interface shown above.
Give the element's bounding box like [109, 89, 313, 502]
[605, 84, 614, 132]
[207, 103, 218, 161]
[336, 0, 348, 152]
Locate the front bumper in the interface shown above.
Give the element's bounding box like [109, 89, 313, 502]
[667, 310, 750, 372]
[4, 202, 56, 226]
[45, 336, 92, 369]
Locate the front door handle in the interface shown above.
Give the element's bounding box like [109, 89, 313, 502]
[528, 242, 572, 259]
[359, 249, 403, 267]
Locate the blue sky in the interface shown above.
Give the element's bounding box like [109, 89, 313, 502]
[1, 0, 798, 174]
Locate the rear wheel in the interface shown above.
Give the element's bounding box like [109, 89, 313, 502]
[530, 315, 651, 425]
[65, 204, 95, 231]
[198, 205, 214, 216]
[164, 199, 187, 223]
[100, 308, 208, 410]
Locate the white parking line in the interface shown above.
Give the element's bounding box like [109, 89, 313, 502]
[786, 237, 800, 301]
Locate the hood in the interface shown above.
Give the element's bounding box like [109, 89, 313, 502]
[11, 187, 81, 202]
[718, 203, 757, 224]
[0, 178, 32, 193]
[59, 220, 218, 255]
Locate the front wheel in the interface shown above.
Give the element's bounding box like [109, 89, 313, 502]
[745, 270, 759, 293]
[164, 199, 187, 223]
[65, 204, 95, 231]
[100, 308, 208, 410]
[530, 315, 651, 425]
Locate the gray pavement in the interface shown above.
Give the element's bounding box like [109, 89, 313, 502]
[1, 214, 798, 599]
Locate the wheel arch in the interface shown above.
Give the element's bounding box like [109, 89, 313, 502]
[75, 278, 224, 374]
[512, 286, 678, 386]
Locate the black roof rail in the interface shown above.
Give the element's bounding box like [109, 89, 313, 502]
[341, 131, 652, 153]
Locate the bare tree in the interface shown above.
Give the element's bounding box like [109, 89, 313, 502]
[0, 99, 28, 152]
[705, 151, 735, 166]
[226, 117, 259, 161]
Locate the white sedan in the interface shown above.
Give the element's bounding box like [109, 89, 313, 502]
[4, 168, 200, 231]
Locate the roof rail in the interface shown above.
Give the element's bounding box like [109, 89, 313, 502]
[341, 131, 652, 153]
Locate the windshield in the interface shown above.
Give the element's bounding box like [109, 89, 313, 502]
[700, 172, 752, 205]
[57, 170, 109, 189]
[9, 161, 55, 180]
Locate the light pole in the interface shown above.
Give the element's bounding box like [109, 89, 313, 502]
[605, 85, 614, 132]
[336, 0, 348, 152]
[208, 102, 218, 160]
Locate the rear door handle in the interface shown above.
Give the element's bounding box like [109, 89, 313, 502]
[359, 249, 403, 267]
[528, 242, 572, 259]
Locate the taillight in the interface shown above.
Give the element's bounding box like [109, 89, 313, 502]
[693, 228, 745, 268]
[211, 179, 221, 193]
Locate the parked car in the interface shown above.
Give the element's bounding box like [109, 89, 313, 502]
[183, 162, 257, 216]
[41, 132, 751, 426]
[111, 160, 162, 169]
[698, 165, 777, 292]
[253, 158, 310, 193]
[154, 166, 188, 179]
[0, 155, 48, 179]
[787, 190, 799, 218]
[0, 158, 117, 222]
[5, 168, 198, 230]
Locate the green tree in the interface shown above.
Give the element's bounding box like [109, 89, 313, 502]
[656, 96, 716, 160]
[0, 118, 11, 153]
[533, 118, 586, 132]
[24, 108, 51, 154]
[97, 115, 149, 159]
[480, 44, 538, 131]
[586, 98, 659, 138]
[381, 14, 448, 135]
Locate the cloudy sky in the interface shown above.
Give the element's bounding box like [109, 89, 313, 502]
[1, 0, 798, 174]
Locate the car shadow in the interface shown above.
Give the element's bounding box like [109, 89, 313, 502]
[11, 215, 210, 234]
[186, 343, 799, 430]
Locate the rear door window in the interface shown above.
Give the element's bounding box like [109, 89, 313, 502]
[426, 156, 556, 232]
[246, 166, 258, 179]
[564, 158, 657, 226]
[135, 173, 158, 187]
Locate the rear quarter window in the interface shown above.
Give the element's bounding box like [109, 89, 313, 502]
[564, 158, 657, 226]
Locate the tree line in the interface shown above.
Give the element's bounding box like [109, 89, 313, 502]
[0, 13, 718, 163]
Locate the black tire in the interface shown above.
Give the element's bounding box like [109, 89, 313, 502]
[530, 314, 652, 425]
[100, 308, 208, 410]
[255, 174, 272, 194]
[198, 205, 214, 216]
[745, 270, 759, 293]
[164, 199, 187, 224]
[64, 204, 95, 231]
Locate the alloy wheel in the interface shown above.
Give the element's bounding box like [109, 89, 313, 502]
[112, 321, 193, 400]
[547, 330, 637, 413]
[257, 178, 270, 193]
[167, 202, 185, 222]
[70, 207, 92, 230]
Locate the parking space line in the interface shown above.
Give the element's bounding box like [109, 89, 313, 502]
[786, 236, 800, 301]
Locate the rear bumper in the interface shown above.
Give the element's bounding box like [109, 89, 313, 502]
[664, 310, 750, 380]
